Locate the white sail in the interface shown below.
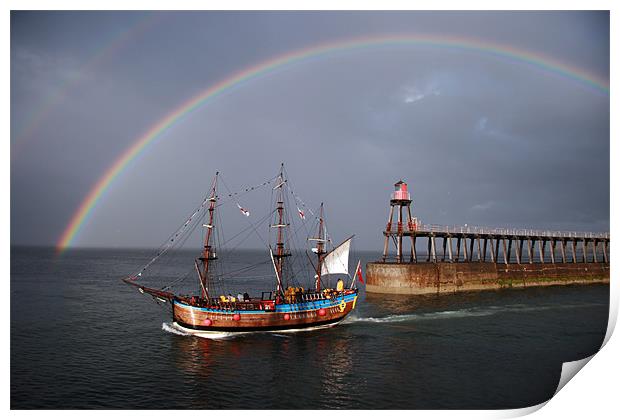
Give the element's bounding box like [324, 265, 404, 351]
[321, 237, 352, 276]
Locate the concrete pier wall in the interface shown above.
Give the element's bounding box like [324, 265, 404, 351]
[365, 262, 609, 295]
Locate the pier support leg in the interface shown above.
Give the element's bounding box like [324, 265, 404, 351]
[456, 237, 462, 262]
[469, 238, 475, 262]
[495, 239, 500, 265]
[407, 206, 416, 263]
[515, 239, 522, 264]
[507, 239, 513, 264]
[550, 240, 555, 264]
[483, 238, 488, 262]
[603, 241, 608, 263]
[502, 238, 508, 265]
[382, 206, 395, 262]
[463, 237, 469, 261]
[561, 240, 567, 263]
[442, 237, 447, 262]
[396, 206, 403, 263]
[527, 238, 533, 264]
[427, 237, 432, 262]
[571, 240, 577, 263]
[431, 235, 437, 263]
[447, 237, 454, 263]
[476, 237, 482, 262]
[592, 240, 598, 263]
[489, 239, 496, 263]
[581, 240, 588, 263]
[538, 239, 545, 263]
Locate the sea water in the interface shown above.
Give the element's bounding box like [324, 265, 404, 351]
[11, 246, 608, 409]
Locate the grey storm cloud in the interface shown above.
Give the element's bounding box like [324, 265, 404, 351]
[10, 11, 609, 250]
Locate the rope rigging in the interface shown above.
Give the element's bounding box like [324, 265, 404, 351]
[133, 173, 278, 277]
[129, 165, 348, 297]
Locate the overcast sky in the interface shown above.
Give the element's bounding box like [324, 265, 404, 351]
[10, 11, 609, 251]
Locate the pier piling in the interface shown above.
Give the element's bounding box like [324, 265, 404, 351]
[381, 224, 609, 266]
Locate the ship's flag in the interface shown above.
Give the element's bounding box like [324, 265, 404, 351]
[297, 207, 306, 220]
[355, 260, 364, 284]
[237, 203, 250, 217]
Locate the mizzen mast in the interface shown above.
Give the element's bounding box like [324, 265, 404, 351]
[313, 203, 327, 290]
[197, 172, 218, 300]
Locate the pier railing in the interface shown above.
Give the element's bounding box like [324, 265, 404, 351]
[386, 223, 609, 239]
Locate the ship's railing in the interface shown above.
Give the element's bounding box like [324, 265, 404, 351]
[182, 290, 348, 310]
[385, 223, 609, 239]
[292, 291, 346, 303]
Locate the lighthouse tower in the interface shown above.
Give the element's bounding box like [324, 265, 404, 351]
[382, 180, 417, 263]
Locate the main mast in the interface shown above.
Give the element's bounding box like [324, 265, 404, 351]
[271, 164, 289, 300]
[197, 172, 218, 300]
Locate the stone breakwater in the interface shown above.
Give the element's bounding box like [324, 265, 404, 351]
[365, 262, 609, 295]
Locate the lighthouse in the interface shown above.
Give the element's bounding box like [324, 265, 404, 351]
[382, 180, 417, 263]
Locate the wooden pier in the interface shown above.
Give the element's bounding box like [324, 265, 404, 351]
[383, 224, 610, 265]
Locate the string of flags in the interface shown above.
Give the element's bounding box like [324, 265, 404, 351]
[225, 178, 275, 198]
[289, 188, 317, 219]
[288, 188, 333, 243]
[138, 194, 211, 276]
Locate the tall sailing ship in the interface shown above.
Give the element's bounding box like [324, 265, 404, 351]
[123, 164, 361, 337]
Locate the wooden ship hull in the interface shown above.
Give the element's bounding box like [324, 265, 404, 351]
[171, 290, 359, 334]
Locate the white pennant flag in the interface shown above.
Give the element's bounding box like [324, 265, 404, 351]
[237, 203, 250, 217]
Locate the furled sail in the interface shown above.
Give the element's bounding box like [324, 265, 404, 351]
[321, 236, 353, 276]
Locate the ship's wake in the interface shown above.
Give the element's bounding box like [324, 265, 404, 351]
[345, 302, 605, 324]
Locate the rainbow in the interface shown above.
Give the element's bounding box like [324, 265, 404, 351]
[56, 33, 610, 253]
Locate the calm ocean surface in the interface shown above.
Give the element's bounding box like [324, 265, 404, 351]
[11, 246, 608, 409]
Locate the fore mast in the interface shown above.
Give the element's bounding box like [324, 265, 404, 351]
[196, 173, 218, 300]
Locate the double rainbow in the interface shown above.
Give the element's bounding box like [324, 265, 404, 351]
[56, 34, 610, 253]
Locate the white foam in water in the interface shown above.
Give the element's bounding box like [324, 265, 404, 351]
[162, 322, 259, 340]
[161, 320, 343, 340]
[162, 322, 190, 336]
[352, 310, 471, 323]
[348, 303, 606, 324]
